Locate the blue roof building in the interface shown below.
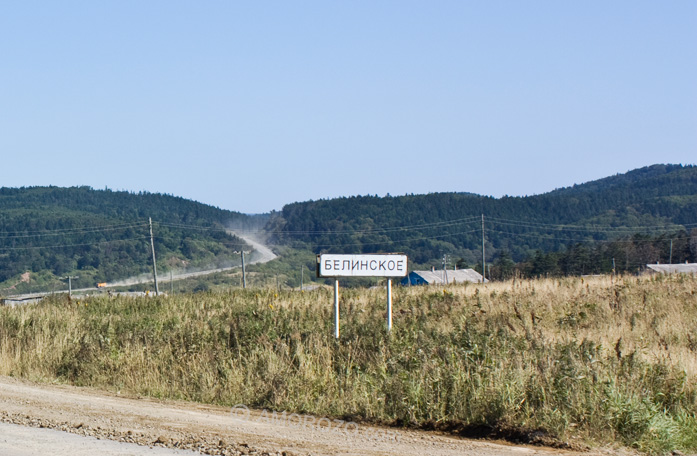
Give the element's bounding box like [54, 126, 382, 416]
[401, 268, 486, 286]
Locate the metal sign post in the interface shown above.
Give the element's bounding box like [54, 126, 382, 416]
[334, 279, 340, 339]
[387, 278, 392, 332]
[317, 254, 407, 339]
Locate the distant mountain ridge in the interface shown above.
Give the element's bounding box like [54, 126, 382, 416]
[1, 165, 695, 292]
[268, 164, 697, 267]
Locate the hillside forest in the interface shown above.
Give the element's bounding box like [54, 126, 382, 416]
[268, 164, 697, 279]
[1, 164, 696, 293]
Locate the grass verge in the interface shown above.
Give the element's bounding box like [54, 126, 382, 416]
[1, 274, 696, 454]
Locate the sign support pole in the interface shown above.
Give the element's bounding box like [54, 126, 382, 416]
[334, 279, 340, 339]
[317, 254, 408, 339]
[387, 279, 392, 332]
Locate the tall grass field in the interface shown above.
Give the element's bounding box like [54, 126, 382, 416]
[1, 274, 696, 454]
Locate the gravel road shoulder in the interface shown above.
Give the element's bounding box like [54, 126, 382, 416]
[0, 376, 630, 456]
[0, 421, 200, 456]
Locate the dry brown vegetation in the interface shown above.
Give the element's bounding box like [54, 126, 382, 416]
[1, 273, 696, 454]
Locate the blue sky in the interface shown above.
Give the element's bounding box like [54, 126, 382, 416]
[1, 1, 695, 214]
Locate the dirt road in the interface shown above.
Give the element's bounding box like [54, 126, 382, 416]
[227, 230, 277, 265]
[0, 376, 628, 456]
[4, 231, 278, 303]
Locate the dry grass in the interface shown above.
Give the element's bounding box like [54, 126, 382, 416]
[444, 274, 697, 378]
[1, 273, 696, 454]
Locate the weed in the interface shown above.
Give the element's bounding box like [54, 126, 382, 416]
[0, 275, 695, 454]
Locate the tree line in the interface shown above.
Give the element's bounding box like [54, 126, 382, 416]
[269, 164, 697, 273]
[479, 229, 697, 280]
[0, 186, 251, 290]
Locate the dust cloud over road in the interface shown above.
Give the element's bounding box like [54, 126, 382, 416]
[104, 231, 277, 289]
[228, 230, 277, 264]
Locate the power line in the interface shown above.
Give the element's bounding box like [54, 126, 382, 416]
[152, 235, 250, 248]
[271, 216, 482, 236]
[485, 216, 694, 233]
[0, 236, 151, 252]
[309, 228, 483, 248]
[271, 214, 694, 239]
[486, 227, 695, 244]
[0, 222, 149, 239]
[155, 222, 232, 231]
[0, 213, 692, 254]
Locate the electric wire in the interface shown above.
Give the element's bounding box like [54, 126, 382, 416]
[486, 228, 695, 244]
[485, 216, 692, 233]
[251, 216, 482, 235]
[310, 228, 483, 248]
[0, 236, 151, 251]
[0, 214, 693, 253]
[0, 222, 149, 239]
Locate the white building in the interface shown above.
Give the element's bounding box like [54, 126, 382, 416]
[645, 262, 697, 275]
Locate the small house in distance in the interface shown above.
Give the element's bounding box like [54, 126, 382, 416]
[645, 262, 697, 275]
[401, 268, 486, 286]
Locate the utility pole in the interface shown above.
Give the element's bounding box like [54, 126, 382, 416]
[149, 217, 159, 296]
[63, 276, 79, 298]
[300, 266, 304, 291]
[170, 270, 173, 295]
[481, 214, 486, 282]
[442, 254, 449, 284]
[234, 250, 249, 288]
[669, 239, 673, 264]
[239, 251, 247, 289]
[242, 251, 247, 288]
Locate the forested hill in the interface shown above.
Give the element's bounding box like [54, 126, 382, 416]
[268, 164, 697, 271]
[0, 186, 260, 293]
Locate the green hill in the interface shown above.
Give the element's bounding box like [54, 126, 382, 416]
[3, 164, 695, 293]
[0, 186, 262, 294]
[267, 164, 697, 274]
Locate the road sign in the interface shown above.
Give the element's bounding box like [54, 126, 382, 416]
[317, 254, 408, 278]
[316, 254, 408, 338]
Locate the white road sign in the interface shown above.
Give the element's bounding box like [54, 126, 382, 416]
[317, 254, 408, 278]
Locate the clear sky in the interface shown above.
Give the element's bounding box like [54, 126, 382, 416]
[1, 1, 695, 214]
